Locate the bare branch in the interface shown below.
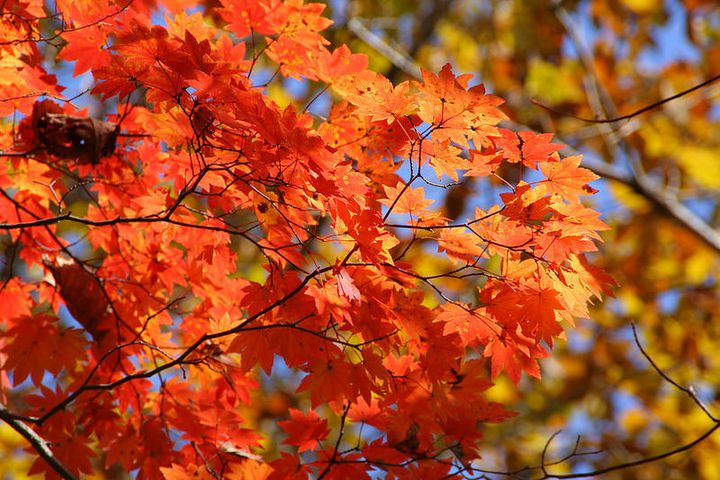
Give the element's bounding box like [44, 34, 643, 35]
[631, 321, 718, 422]
[541, 423, 720, 479]
[0, 404, 78, 480]
[531, 74, 720, 124]
[347, 18, 422, 79]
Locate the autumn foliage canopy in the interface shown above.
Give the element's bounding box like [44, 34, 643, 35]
[0, 0, 613, 478]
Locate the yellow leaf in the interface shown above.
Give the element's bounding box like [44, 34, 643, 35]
[620, 0, 660, 15]
[610, 182, 650, 213]
[267, 82, 294, 109]
[677, 146, 720, 188]
[685, 248, 716, 283]
[621, 408, 648, 435]
[525, 58, 584, 105]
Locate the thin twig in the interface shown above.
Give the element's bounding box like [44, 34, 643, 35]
[630, 321, 718, 422]
[531, 73, 720, 124]
[541, 423, 720, 479]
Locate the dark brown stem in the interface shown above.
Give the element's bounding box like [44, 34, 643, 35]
[0, 404, 78, 480]
[530, 73, 720, 124]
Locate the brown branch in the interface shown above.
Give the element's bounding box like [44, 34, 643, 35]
[317, 403, 351, 479]
[347, 18, 421, 79]
[0, 404, 78, 480]
[533, 322, 720, 479]
[631, 321, 718, 422]
[0, 149, 41, 157]
[541, 423, 720, 478]
[531, 73, 720, 124]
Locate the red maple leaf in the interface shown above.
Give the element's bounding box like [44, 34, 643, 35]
[57, 26, 111, 76]
[1, 314, 87, 386]
[278, 408, 330, 452]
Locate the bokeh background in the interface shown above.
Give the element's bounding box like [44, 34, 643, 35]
[2, 0, 720, 478]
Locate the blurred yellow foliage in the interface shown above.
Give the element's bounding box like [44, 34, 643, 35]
[0, 424, 39, 479]
[525, 58, 585, 105]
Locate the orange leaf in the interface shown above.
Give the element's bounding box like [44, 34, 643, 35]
[539, 155, 600, 201]
[380, 182, 434, 215]
[278, 409, 330, 452]
[2, 314, 87, 386]
[334, 266, 361, 303]
[494, 129, 565, 168]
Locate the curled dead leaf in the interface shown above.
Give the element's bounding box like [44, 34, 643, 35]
[43, 255, 110, 344]
[191, 104, 215, 136]
[32, 100, 118, 165]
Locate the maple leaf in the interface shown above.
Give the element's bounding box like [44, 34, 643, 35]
[218, 0, 276, 37]
[415, 64, 476, 123]
[484, 337, 533, 384]
[296, 357, 358, 407]
[1, 314, 87, 386]
[361, 440, 411, 466]
[58, 25, 111, 76]
[380, 182, 434, 215]
[533, 229, 598, 263]
[539, 155, 600, 201]
[309, 44, 368, 84]
[160, 464, 216, 480]
[333, 266, 361, 303]
[268, 452, 314, 480]
[225, 459, 273, 479]
[166, 10, 217, 42]
[269, 0, 333, 46]
[0, 278, 32, 323]
[437, 229, 489, 263]
[104, 426, 143, 471]
[567, 254, 618, 300]
[278, 408, 330, 452]
[500, 182, 552, 222]
[28, 432, 96, 479]
[422, 139, 471, 181]
[467, 148, 504, 176]
[336, 70, 416, 124]
[414, 63, 505, 147]
[548, 197, 610, 237]
[55, 0, 115, 26]
[92, 60, 143, 101]
[437, 303, 501, 347]
[494, 129, 565, 168]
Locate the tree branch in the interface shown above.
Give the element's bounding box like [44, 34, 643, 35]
[386, 0, 454, 81]
[631, 321, 718, 421]
[347, 18, 421, 79]
[541, 423, 720, 479]
[0, 404, 78, 480]
[530, 74, 720, 124]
